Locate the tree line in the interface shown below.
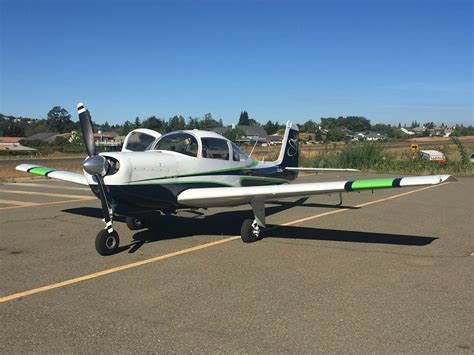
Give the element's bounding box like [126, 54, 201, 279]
[1, 106, 473, 141]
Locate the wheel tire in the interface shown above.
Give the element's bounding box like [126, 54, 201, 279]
[95, 229, 120, 256]
[126, 216, 145, 230]
[241, 219, 260, 243]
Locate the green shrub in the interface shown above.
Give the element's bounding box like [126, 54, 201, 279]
[310, 142, 473, 176]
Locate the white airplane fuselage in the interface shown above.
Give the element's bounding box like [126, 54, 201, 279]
[85, 126, 299, 215]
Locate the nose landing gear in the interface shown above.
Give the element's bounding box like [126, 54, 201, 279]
[95, 229, 120, 256]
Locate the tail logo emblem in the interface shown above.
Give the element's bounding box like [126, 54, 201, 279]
[287, 138, 298, 157]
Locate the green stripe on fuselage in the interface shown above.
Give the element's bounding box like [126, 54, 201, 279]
[28, 167, 56, 176]
[351, 178, 394, 190]
[132, 160, 259, 183]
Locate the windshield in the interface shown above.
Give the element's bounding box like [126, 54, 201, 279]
[153, 133, 198, 157]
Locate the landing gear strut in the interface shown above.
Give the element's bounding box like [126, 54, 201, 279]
[94, 174, 120, 256]
[240, 199, 266, 243]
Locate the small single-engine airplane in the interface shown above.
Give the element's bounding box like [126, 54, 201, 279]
[17, 103, 454, 256]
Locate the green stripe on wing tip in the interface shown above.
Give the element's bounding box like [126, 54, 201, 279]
[345, 178, 399, 191]
[27, 167, 56, 176]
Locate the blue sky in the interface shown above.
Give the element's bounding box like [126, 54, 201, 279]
[1, 0, 472, 126]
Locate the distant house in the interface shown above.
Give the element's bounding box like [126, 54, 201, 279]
[411, 126, 426, 135]
[0, 137, 36, 152]
[0, 137, 24, 144]
[23, 132, 61, 142]
[94, 131, 119, 145]
[365, 132, 387, 141]
[428, 126, 449, 137]
[266, 134, 283, 145]
[235, 125, 267, 139]
[213, 125, 268, 144]
[354, 131, 387, 141]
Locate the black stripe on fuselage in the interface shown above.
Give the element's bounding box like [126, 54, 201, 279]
[94, 182, 230, 213]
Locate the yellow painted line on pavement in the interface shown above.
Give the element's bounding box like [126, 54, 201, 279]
[0, 189, 91, 199]
[0, 199, 39, 207]
[0, 183, 449, 303]
[0, 237, 241, 303]
[0, 197, 96, 211]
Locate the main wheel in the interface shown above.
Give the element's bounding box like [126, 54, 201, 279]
[95, 229, 120, 256]
[126, 216, 145, 230]
[241, 219, 261, 243]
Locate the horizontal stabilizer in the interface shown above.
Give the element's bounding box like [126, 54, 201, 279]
[178, 174, 454, 208]
[16, 164, 88, 185]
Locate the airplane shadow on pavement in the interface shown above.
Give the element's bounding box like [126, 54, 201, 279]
[63, 197, 437, 254]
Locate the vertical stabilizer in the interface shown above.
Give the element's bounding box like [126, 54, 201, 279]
[274, 121, 299, 168]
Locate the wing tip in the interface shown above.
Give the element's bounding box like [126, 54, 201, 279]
[440, 174, 457, 183]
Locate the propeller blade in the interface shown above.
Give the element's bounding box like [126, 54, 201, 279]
[77, 102, 96, 157]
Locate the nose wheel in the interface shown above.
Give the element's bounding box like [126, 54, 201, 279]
[95, 229, 120, 256]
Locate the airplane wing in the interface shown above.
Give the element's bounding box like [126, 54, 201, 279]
[286, 167, 360, 172]
[16, 164, 88, 185]
[177, 175, 454, 207]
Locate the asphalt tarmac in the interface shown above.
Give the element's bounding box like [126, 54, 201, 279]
[0, 173, 472, 353]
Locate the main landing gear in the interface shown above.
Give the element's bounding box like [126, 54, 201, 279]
[241, 200, 265, 243]
[126, 216, 146, 230]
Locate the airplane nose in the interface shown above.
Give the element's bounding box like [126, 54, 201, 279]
[83, 155, 108, 176]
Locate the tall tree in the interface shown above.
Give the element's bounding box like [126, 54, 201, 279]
[238, 111, 250, 125]
[301, 120, 317, 133]
[143, 116, 165, 131]
[168, 115, 186, 132]
[134, 117, 141, 128]
[46, 106, 74, 133]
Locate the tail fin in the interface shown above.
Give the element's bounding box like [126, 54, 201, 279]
[274, 121, 299, 168]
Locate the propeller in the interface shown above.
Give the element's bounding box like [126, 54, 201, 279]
[77, 102, 113, 233]
[77, 102, 96, 157]
[77, 102, 108, 176]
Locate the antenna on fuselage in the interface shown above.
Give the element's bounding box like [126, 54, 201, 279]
[248, 139, 258, 159]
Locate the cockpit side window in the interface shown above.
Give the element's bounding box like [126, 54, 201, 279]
[153, 133, 198, 157]
[231, 142, 249, 162]
[201, 138, 230, 160]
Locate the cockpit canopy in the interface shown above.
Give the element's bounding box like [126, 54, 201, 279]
[122, 128, 162, 152]
[150, 131, 249, 161]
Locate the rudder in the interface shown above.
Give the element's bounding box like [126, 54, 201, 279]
[275, 121, 299, 168]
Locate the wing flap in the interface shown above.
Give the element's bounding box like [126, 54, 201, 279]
[177, 175, 454, 207]
[16, 164, 88, 185]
